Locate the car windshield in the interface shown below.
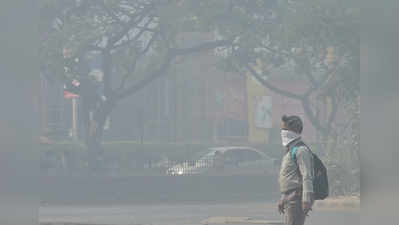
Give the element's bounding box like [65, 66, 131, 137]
[195, 148, 266, 163]
[190, 149, 210, 159]
[223, 149, 263, 162]
[198, 150, 216, 161]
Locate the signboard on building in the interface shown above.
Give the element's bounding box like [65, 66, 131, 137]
[254, 96, 272, 129]
[247, 74, 270, 144]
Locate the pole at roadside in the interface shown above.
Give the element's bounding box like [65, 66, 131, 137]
[71, 97, 78, 141]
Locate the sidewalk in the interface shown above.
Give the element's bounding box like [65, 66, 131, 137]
[201, 217, 283, 225]
[40, 201, 359, 225]
[314, 196, 360, 210]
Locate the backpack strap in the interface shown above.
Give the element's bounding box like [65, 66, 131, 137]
[291, 141, 310, 161]
[291, 146, 299, 160]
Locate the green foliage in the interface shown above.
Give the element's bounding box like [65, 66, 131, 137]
[40, 0, 236, 86]
[103, 141, 213, 162]
[40, 141, 290, 175]
[211, 0, 359, 86]
[40, 0, 359, 95]
[41, 141, 212, 162]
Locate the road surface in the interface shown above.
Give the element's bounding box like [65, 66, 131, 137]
[40, 202, 359, 225]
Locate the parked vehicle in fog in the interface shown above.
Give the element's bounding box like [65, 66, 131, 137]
[166, 146, 277, 175]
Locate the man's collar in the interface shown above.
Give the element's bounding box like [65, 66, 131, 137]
[286, 137, 302, 151]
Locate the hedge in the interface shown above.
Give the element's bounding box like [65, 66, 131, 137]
[40, 140, 324, 175]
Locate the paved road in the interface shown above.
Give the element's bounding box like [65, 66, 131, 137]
[40, 202, 359, 225]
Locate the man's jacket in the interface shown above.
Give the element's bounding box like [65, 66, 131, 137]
[279, 138, 314, 203]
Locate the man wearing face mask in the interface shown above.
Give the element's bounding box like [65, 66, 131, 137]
[278, 115, 314, 225]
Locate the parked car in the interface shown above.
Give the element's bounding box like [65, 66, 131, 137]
[166, 146, 277, 175]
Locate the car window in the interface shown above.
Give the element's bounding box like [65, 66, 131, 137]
[194, 149, 212, 160]
[223, 149, 262, 162]
[241, 149, 263, 161]
[199, 151, 215, 160]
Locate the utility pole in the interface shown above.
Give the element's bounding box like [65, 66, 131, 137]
[71, 97, 78, 141]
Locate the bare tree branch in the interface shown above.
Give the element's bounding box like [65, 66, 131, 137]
[158, 23, 171, 49]
[172, 39, 233, 56]
[101, 0, 124, 25]
[305, 66, 338, 97]
[117, 1, 153, 18]
[112, 17, 156, 49]
[301, 97, 327, 135]
[117, 39, 232, 100]
[117, 51, 173, 100]
[304, 70, 317, 87]
[260, 42, 291, 57]
[135, 25, 157, 33]
[245, 64, 303, 100]
[140, 30, 158, 54]
[103, 50, 113, 97]
[260, 42, 319, 88]
[245, 59, 333, 136]
[108, 15, 146, 47]
[117, 31, 157, 90]
[327, 95, 338, 133]
[119, 56, 138, 90]
[107, 3, 155, 48]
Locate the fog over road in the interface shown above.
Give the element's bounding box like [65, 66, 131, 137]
[40, 202, 359, 225]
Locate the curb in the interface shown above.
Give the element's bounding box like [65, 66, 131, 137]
[201, 217, 283, 225]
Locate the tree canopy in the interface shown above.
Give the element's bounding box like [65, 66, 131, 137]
[40, 0, 360, 178]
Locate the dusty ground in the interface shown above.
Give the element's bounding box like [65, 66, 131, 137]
[40, 201, 359, 225]
[314, 196, 360, 209]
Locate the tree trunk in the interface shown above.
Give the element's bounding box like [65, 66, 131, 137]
[83, 96, 116, 173]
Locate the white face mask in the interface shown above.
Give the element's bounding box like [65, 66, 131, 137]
[281, 130, 300, 147]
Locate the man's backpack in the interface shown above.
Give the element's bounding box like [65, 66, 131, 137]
[291, 142, 329, 200]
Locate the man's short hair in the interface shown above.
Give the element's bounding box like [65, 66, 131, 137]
[282, 115, 303, 134]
